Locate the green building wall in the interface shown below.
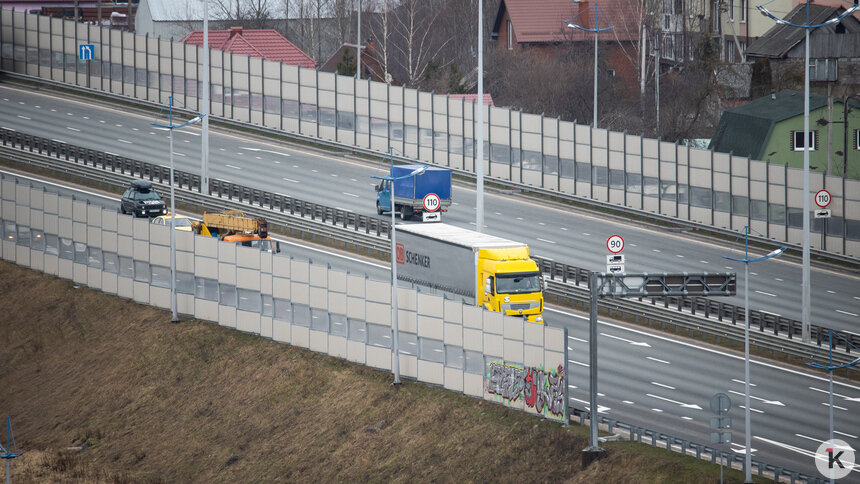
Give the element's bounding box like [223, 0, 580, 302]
[762, 102, 860, 179]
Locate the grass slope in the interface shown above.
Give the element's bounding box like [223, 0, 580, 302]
[0, 261, 761, 483]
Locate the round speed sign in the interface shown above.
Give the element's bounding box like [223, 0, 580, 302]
[422, 193, 441, 212]
[815, 189, 831, 208]
[606, 235, 624, 254]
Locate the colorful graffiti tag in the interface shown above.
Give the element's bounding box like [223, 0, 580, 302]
[486, 362, 566, 420]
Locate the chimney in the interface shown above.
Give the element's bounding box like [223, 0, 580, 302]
[578, 2, 591, 29]
[229, 26, 243, 37]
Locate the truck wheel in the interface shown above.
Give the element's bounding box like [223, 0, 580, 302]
[400, 205, 412, 220]
[376, 201, 384, 215]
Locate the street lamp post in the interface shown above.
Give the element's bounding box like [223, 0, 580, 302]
[724, 226, 786, 483]
[757, 0, 859, 344]
[565, 4, 614, 128]
[152, 96, 204, 322]
[375, 147, 426, 384]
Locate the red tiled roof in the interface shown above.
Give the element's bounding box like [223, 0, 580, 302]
[181, 28, 316, 69]
[448, 93, 495, 106]
[502, 0, 641, 43]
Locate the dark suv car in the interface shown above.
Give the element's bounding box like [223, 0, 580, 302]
[120, 180, 167, 217]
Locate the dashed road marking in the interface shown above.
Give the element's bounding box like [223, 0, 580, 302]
[226, 164, 242, 170]
[836, 309, 858, 317]
[282, 178, 299, 183]
[646, 356, 670, 365]
[17, 115, 30, 120]
[67, 127, 81, 132]
[651, 382, 676, 390]
[117, 139, 133, 144]
[537, 238, 556, 244]
[755, 290, 777, 297]
[342, 192, 359, 198]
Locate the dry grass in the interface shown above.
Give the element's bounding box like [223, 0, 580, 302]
[0, 261, 763, 483]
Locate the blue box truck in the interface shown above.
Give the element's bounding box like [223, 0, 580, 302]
[374, 164, 452, 222]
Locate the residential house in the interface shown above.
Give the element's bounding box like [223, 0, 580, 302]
[490, 0, 642, 88]
[319, 38, 394, 84]
[716, 0, 794, 63]
[745, 1, 860, 93]
[181, 27, 316, 69]
[709, 89, 860, 178]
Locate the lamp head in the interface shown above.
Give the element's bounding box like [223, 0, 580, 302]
[766, 247, 787, 258]
[410, 166, 426, 177]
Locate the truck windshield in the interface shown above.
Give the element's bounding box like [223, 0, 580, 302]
[495, 272, 541, 294]
[240, 239, 273, 252]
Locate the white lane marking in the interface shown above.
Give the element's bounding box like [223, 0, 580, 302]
[1, 98, 6, 101]
[66, 127, 81, 132]
[238, 146, 290, 156]
[115, 123, 122, 127]
[646, 356, 670, 365]
[836, 309, 859, 317]
[732, 379, 757, 387]
[17, 101, 24, 105]
[700, 260, 709, 264]
[569, 336, 588, 343]
[651, 408, 663, 412]
[727, 390, 784, 406]
[755, 437, 812, 459]
[237, 152, 244, 155]
[827, 290, 836, 294]
[36, 106, 42, 109]
[622, 400, 634, 405]
[171, 152, 186, 157]
[835, 430, 859, 439]
[646, 393, 702, 409]
[225, 164, 242, 170]
[724, 266, 733, 270]
[255, 156, 262, 160]
[598, 393, 605, 397]
[545, 307, 860, 391]
[177, 130, 199, 136]
[149, 132, 156, 135]
[651, 381, 676, 390]
[822, 402, 848, 411]
[17, 115, 30, 120]
[516, 217, 523, 220]
[293, 165, 299, 168]
[495, 212, 502, 216]
[312, 169, 318, 173]
[795, 434, 825, 444]
[342, 192, 359, 198]
[282, 178, 299, 183]
[538, 222, 546, 226]
[629, 244, 637, 247]
[755, 290, 777, 297]
[274, 160, 280, 164]
[583, 233, 591, 236]
[751, 272, 758, 276]
[98, 119, 104, 123]
[730, 443, 757, 454]
[132, 127, 139, 131]
[681, 416, 693, 420]
[854, 296, 860, 300]
[153, 127, 169, 131]
[652, 249, 661, 253]
[569, 360, 589, 367]
[775, 278, 784, 282]
[331, 173, 338, 177]
[759, 310, 781, 317]
[570, 398, 610, 413]
[117, 139, 133, 144]
[676, 254, 684, 258]
[808, 387, 860, 401]
[350, 179, 357, 182]
[738, 405, 764, 414]
[560, 227, 568, 231]
[183, 139, 190, 143]
[66, 113, 73, 116]
[601, 332, 651, 347]
[536, 238, 556, 244]
[219, 148, 226, 151]
[51, 139, 65, 143]
[52, 109, 57, 112]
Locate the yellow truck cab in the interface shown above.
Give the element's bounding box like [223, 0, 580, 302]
[479, 247, 543, 322]
[395, 223, 544, 323]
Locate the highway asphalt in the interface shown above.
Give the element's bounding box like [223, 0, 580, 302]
[1, 84, 857, 336]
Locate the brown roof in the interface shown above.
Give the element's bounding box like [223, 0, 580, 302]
[494, 0, 640, 44]
[181, 28, 316, 69]
[746, 3, 860, 58]
[447, 94, 495, 106]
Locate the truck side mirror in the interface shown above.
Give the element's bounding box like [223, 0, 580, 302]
[375, 183, 382, 192]
[485, 276, 494, 295]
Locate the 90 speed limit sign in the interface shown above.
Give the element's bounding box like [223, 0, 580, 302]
[606, 234, 624, 254]
[423, 193, 441, 212]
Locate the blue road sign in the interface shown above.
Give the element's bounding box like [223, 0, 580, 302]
[79, 44, 95, 61]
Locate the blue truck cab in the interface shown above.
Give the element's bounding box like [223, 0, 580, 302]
[375, 164, 452, 222]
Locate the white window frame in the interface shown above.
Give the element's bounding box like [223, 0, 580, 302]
[729, 0, 735, 21]
[507, 19, 513, 50]
[855, 129, 859, 150]
[792, 130, 817, 151]
[740, 0, 747, 22]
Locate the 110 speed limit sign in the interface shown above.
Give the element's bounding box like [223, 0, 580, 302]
[606, 235, 624, 254]
[422, 193, 441, 212]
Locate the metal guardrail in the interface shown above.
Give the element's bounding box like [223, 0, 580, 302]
[3, 71, 857, 266]
[1, 128, 857, 366]
[570, 409, 827, 484]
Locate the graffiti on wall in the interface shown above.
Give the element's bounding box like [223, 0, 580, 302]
[486, 362, 566, 420]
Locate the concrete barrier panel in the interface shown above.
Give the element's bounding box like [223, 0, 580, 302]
[44, 254, 59, 276]
[444, 322, 462, 346]
[309, 263, 326, 287]
[194, 299, 218, 322]
[133, 239, 149, 262]
[150, 244, 169, 266]
[236, 246, 260, 269]
[195, 235, 218, 258]
[15, 205, 29, 226]
[400, 354, 418, 378]
[218, 240, 236, 264]
[347, 274, 365, 298]
[218, 262, 236, 285]
[118, 235, 133, 257]
[87, 267, 101, 289]
[503, 316, 523, 340]
[133, 280, 149, 304]
[366, 280, 390, 303]
[347, 296, 365, 320]
[236, 310, 261, 335]
[309, 329, 328, 353]
[59, 218, 73, 238]
[176, 230, 194, 252]
[483, 311, 503, 335]
[72, 200, 87, 222]
[309, 286, 327, 309]
[418, 293, 444, 318]
[328, 292, 346, 315]
[365, 301, 389, 325]
[504, 339, 524, 364]
[524, 321, 544, 346]
[463, 305, 482, 329]
[59, 259, 73, 280]
[397, 287, 416, 311]
[292, 325, 310, 348]
[218, 306, 237, 328]
[43, 213, 58, 235]
[398, 308, 417, 333]
[101, 209, 118, 232]
[366, 346, 391, 370]
[117, 276, 134, 299]
[545, 327, 565, 352]
[272, 320, 291, 343]
[290, 259, 309, 283]
[132, 217, 150, 240]
[444, 368, 464, 392]
[260, 273, 273, 295]
[290, 282, 309, 305]
[273, 253, 291, 278]
[176, 251, 194, 273]
[417, 315, 443, 340]
[328, 335, 347, 358]
[73, 262, 87, 284]
[72, 221, 87, 243]
[524, 344, 543, 367]
[418, 361, 444, 385]
[463, 373, 483, 397]
[87, 226, 101, 247]
[273, 276, 290, 299]
[44, 192, 59, 215]
[347, 340, 366, 364]
[150, 286, 170, 309]
[194, 256, 218, 279]
[15, 246, 29, 267]
[236, 267, 260, 291]
[149, 223, 170, 246]
[29, 209, 43, 231]
[260, 316, 273, 339]
[463, 328, 482, 352]
[178, 294, 194, 315]
[328, 269, 347, 293]
[102, 272, 118, 295]
[30, 251, 43, 272]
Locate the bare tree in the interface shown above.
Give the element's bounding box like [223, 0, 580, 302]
[386, 0, 452, 88]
